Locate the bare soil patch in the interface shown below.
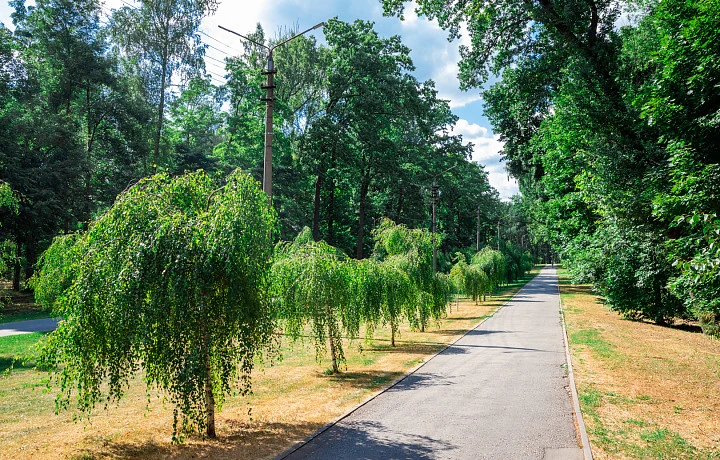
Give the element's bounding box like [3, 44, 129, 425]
[560, 273, 720, 459]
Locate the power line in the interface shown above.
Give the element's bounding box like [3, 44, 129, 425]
[205, 54, 227, 66]
[206, 69, 227, 81]
[205, 59, 226, 70]
[199, 30, 243, 54]
[203, 42, 232, 57]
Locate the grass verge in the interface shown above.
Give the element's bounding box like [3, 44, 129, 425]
[0, 268, 539, 459]
[560, 271, 720, 459]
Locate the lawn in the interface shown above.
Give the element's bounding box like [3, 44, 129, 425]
[0, 269, 539, 459]
[560, 272, 720, 459]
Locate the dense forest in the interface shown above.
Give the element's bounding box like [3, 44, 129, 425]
[383, 0, 720, 331]
[0, 0, 537, 294]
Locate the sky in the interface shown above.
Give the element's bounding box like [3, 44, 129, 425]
[0, 0, 519, 199]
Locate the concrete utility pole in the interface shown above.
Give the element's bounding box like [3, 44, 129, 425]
[219, 22, 324, 199]
[497, 220, 501, 251]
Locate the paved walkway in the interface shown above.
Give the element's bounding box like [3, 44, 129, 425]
[0, 318, 59, 337]
[284, 267, 582, 459]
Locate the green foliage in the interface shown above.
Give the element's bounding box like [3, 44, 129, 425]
[271, 237, 356, 373]
[382, 0, 719, 330]
[501, 242, 534, 283]
[471, 247, 505, 294]
[376, 258, 417, 345]
[450, 257, 488, 303]
[0, 182, 17, 216]
[373, 219, 448, 331]
[32, 170, 276, 439]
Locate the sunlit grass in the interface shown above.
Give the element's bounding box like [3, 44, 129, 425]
[561, 273, 720, 459]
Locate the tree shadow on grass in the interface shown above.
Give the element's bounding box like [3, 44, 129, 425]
[324, 369, 406, 390]
[364, 342, 445, 355]
[0, 356, 37, 373]
[76, 420, 326, 460]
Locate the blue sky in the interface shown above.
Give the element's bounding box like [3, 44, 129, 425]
[0, 0, 519, 198]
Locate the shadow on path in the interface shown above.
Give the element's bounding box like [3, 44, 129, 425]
[287, 420, 456, 459]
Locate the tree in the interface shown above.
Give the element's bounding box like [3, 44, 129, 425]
[166, 76, 223, 173]
[111, 0, 218, 173]
[271, 232, 357, 374]
[33, 170, 276, 440]
[2, 0, 154, 289]
[451, 256, 489, 304]
[377, 258, 417, 346]
[472, 247, 505, 298]
[373, 219, 449, 331]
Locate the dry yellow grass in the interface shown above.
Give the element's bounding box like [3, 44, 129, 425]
[0, 270, 538, 460]
[560, 274, 720, 459]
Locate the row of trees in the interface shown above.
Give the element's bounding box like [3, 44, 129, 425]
[450, 246, 534, 304]
[383, 0, 720, 331]
[0, 0, 508, 287]
[34, 171, 523, 440]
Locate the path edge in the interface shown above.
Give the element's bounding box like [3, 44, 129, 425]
[557, 272, 594, 460]
[274, 270, 541, 460]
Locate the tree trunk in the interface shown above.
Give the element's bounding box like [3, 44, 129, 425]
[326, 305, 339, 374]
[390, 317, 396, 347]
[24, 235, 36, 287]
[204, 329, 216, 438]
[12, 241, 21, 291]
[327, 150, 336, 245]
[356, 170, 371, 259]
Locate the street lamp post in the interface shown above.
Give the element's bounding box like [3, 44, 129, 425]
[219, 22, 325, 199]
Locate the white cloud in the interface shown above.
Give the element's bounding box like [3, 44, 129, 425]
[454, 119, 488, 138]
[470, 135, 504, 162]
[453, 119, 519, 200]
[204, 2, 273, 40]
[424, 47, 482, 109]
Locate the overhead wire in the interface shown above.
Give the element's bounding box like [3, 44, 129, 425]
[98, 0, 234, 86]
[198, 30, 243, 54]
[205, 55, 227, 65]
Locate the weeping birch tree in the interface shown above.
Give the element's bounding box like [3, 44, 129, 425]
[450, 256, 488, 305]
[33, 170, 276, 441]
[373, 218, 449, 332]
[472, 247, 505, 299]
[271, 237, 357, 374]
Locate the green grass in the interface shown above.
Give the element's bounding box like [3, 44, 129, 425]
[0, 332, 48, 372]
[0, 310, 52, 324]
[578, 384, 719, 459]
[570, 327, 618, 360]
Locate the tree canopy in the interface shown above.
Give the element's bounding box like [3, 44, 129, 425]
[33, 170, 276, 439]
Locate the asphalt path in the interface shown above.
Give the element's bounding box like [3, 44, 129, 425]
[283, 267, 583, 460]
[0, 318, 59, 337]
